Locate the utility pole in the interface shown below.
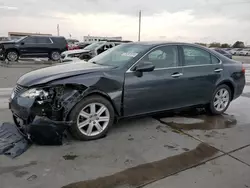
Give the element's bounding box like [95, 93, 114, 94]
[57, 24, 60, 36]
[138, 10, 141, 42]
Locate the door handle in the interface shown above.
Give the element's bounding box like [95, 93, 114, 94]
[171, 72, 183, 78]
[214, 68, 223, 73]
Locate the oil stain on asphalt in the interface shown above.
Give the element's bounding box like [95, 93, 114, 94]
[63, 154, 78, 160]
[62, 143, 218, 188]
[0, 161, 37, 175]
[161, 114, 237, 131]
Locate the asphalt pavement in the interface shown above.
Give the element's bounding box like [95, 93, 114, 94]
[0, 57, 250, 188]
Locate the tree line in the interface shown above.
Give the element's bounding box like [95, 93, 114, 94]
[195, 41, 246, 48]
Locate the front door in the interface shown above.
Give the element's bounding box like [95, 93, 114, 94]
[18, 36, 37, 56]
[123, 45, 185, 116]
[179, 45, 223, 106]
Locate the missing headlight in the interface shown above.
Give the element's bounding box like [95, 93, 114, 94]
[20, 88, 54, 101]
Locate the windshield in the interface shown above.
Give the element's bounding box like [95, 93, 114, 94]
[13, 37, 27, 43]
[84, 42, 106, 50]
[88, 43, 150, 67]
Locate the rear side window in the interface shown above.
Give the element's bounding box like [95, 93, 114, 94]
[36, 37, 52, 44]
[182, 46, 211, 66]
[51, 37, 67, 44]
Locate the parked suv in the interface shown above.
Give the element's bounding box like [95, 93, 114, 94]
[0, 36, 68, 61]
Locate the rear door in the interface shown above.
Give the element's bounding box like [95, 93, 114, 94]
[36, 37, 53, 55]
[180, 45, 223, 106]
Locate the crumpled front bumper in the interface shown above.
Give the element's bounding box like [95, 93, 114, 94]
[9, 96, 36, 121]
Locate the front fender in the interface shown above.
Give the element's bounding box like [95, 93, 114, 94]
[48, 72, 124, 118]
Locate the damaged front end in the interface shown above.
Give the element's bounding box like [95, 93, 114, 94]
[9, 84, 87, 144]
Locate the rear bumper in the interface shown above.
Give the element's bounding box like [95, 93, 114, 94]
[233, 76, 246, 100]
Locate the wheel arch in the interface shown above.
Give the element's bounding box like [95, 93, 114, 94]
[6, 48, 20, 55]
[64, 89, 120, 121]
[216, 80, 235, 101]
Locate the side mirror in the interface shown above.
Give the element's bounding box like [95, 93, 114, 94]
[20, 42, 25, 45]
[135, 61, 155, 72]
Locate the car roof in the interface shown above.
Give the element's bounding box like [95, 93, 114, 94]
[130, 41, 207, 47]
[27, 35, 65, 39]
[129, 41, 218, 51]
[130, 41, 232, 61]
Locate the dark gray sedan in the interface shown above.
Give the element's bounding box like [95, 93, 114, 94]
[9, 42, 246, 140]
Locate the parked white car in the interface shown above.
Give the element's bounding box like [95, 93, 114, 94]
[228, 48, 237, 55]
[234, 49, 244, 55]
[60, 41, 131, 63]
[60, 49, 91, 63]
[238, 49, 250, 56]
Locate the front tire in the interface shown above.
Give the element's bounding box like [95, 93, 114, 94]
[6, 50, 19, 62]
[68, 95, 115, 141]
[207, 84, 231, 115]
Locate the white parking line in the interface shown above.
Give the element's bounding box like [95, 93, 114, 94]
[0, 98, 9, 109]
[0, 88, 12, 97]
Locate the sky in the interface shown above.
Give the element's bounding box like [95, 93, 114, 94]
[0, 0, 249, 44]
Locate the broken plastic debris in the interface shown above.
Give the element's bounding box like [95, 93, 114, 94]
[27, 174, 37, 181]
[0, 122, 29, 158]
[0, 116, 72, 158]
[27, 116, 72, 145]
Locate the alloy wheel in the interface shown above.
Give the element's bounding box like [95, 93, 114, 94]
[7, 52, 18, 61]
[51, 52, 60, 61]
[77, 103, 110, 136]
[213, 88, 230, 112]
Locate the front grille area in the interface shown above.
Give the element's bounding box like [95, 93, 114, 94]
[13, 85, 27, 96]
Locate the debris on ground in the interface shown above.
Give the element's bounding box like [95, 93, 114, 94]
[28, 116, 72, 145]
[27, 174, 38, 181]
[63, 154, 78, 160]
[0, 122, 29, 158]
[0, 116, 72, 158]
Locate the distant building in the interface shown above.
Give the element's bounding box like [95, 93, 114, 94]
[0, 37, 9, 41]
[83, 36, 122, 43]
[8, 32, 52, 40]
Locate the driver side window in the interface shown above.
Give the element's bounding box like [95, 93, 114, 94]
[141, 45, 178, 69]
[23, 37, 37, 44]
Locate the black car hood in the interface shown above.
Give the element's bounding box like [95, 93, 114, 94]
[17, 62, 111, 87]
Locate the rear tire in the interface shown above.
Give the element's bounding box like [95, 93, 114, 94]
[207, 84, 232, 115]
[49, 51, 61, 61]
[68, 95, 115, 141]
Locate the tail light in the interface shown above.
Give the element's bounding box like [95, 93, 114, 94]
[242, 64, 245, 74]
[66, 44, 69, 50]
